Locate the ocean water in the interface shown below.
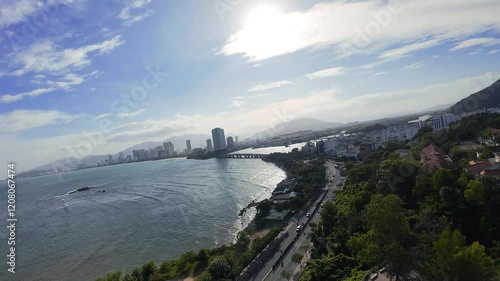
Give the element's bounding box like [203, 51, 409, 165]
[0, 158, 286, 281]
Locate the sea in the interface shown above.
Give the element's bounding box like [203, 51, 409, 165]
[0, 156, 288, 281]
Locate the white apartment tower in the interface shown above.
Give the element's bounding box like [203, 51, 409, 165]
[211, 127, 227, 151]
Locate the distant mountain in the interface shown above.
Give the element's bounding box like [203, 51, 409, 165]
[253, 118, 343, 139]
[26, 134, 212, 175]
[421, 103, 453, 113]
[450, 78, 500, 114]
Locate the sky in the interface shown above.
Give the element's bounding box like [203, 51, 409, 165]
[1, 0, 500, 171]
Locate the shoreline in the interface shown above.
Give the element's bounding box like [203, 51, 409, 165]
[235, 159, 290, 238]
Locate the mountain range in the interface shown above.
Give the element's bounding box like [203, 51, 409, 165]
[449, 78, 500, 114]
[20, 77, 500, 176]
[252, 118, 343, 139]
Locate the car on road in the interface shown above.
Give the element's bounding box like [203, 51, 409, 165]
[306, 212, 310, 218]
[296, 225, 301, 231]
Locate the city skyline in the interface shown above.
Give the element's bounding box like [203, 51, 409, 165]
[1, 0, 500, 171]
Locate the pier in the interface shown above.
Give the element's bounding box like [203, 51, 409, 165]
[218, 154, 267, 159]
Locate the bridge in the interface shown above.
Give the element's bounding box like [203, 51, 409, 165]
[218, 153, 268, 159]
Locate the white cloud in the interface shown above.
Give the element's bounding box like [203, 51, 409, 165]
[117, 0, 153, 26]
[468, 49, 483, 56]
[379, 39, 442, 60]
[229, 100, 246, 108]
[305, 67, 345, 80]
[93, 113, 113, 120]
[0, 110, 80, 132]
[219, 0, 500, 61]
[404, 61, 425, 70]
[374, 71, 387, 76]
[7, 35, 124, 76]
[489, 50, 500, 55]
[0, 87, 55, 103]
[0, 0, 42, 28]
[450, 37, 500, 51]
[1, 73, 86, 103]
[117, 109, 147, 118]
[248, 80, 293, 92]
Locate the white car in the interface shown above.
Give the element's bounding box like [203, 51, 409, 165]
[306, 212, 310, 218]
[296, 225, 302, 231]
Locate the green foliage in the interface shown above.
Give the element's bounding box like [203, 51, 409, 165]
[453, 242, 496, 281]
[464, 180, 485, 206]
[280, 270, 291, 279]
[431, 168, 455, 190]
[413, 126, 434, 141]
[207, 257, 233, 279]
[292, 252, 304, 264]
[303, 139, 500, 281]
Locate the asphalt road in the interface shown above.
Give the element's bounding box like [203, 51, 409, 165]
[251, 161, 344, 281]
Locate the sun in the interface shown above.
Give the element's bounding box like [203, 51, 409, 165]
[244, 4, 283, 30]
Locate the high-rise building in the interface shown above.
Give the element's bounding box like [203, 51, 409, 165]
[206, 139, 213, 151]
[227, 136, 234, 149]
[186, 140, 192, 152]
[211, 127, 227, 151]
[235, 136, 238, 144]
[108, 155, 113, 164]
[163, 142, 174, 157]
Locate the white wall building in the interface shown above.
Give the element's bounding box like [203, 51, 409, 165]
[211, 127, 227, 151]
[324, 139, 336, 155]
[432, 113, 458, 130]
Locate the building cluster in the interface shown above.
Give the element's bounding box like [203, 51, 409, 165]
[298, 108, 500, 178]
[201, 127, 239, 153]
[270, 176, 304, 204]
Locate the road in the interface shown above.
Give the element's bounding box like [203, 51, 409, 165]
[251, 160, 344, 281]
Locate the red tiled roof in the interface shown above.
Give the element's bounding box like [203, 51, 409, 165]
[466, 161, 493, 172]
[421, 144, 455, 171]
[480, 170, 500, 177]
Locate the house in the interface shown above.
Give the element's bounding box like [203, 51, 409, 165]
[421, 144, 456, 172]
[465, 160, 493, 176]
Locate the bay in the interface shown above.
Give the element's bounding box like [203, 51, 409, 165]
[0, 157, 286, 281]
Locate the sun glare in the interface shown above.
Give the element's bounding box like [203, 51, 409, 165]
[244, 4, 283, 30]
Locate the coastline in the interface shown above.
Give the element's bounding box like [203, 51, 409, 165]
[235, 158, 289, 239]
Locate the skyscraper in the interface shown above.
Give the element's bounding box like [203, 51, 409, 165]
[227, 136, 234, 149]
[186, 140, 192, 152]
[211, 127, 227, 151]
[163, 142, 174, 157]
[206, 139, 213, 151]
[235, 136, 238, 144]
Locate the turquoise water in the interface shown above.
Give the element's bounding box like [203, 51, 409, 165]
[0, 158, 286, 281]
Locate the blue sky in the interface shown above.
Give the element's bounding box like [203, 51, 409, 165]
[1, 0, 500, 171]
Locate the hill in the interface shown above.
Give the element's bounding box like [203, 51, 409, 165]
[253, 118, 342, 139]
[449, 78, 500, 114]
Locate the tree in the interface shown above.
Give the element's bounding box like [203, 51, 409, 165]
[141, 262, 157, 281]
[281, 270, 291, 279]
[453, 242, 497, 281]
[96, 272, 122, 281]
[431, 169, 455, 190]
[464, 180, 485, 206]
[197, 249, 209, 266]
[292, 252, 304, 264]
[414, 126, 434, 141]
[433, 228, 466, 277]
[207, 257, 233, 279]
[349, 195, 411, 277]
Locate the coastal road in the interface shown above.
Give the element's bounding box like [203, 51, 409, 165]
[252, 161, 344, 281]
